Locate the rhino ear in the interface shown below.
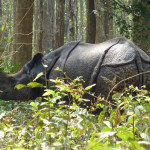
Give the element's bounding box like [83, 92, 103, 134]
[32, 53, 43, 64]
[24, 53, 43, 71]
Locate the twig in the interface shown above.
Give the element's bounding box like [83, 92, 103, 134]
[106, 71, 150, 102]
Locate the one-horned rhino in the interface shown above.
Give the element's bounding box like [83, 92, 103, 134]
[0, 37, 150, 101]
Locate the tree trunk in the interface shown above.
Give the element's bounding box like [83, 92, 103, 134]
[86, 0, 96, 43]
[54, 0, 65, 49]
[33, 0, 39, 53]
[69, 0, 75, 41]
[75, 0, 78, 40]
[104, 0, 113, 39]
[64, 0, 69, 42]
[95, 0, 105, 43]
[132, 1, 150, 56]
[95, 0, 113, 43]
[79, 0, 83, 41]
[46, 0, 53, 52]
[12, 0, 34, 70]
[38, 0, 43, 53]
[0, 0, 2, 39]
[49, 0, 55, 50]
[0, 0, 2, 54]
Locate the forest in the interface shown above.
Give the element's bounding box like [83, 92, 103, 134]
[0, 0, 150, 149]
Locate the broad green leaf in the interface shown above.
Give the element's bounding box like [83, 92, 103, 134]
[43, 64, 48, 68]
[103, 121, 112, 128]
[30, 102, 39, 108]
[53, 142, 62, 147]
[0, 130, 4, 138]
[3, 36, 7, 40]
[42, 89, 55, 96]
[141, 133, 150, 141]
[98, 131, 116, 141]
[27, 82, 43, 88]
[85, 84, 96, 91]
[55, 67, 62, 71]
[15, 84, 25, 90]
[0, 113, 5, 119]
[129, 139, 143, 150]
[33, 72, 44, 81]
[101, 127, 113, 132]
[1, 26, 4, 31]
[73, 130, 81, 137]
[40, 118, 51, 125]
[87, 139, 103, 150]
[117, 130, 134, 141]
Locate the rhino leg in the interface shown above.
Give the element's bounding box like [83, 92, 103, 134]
[95, 62, 139, 98]
[142, 62, 150, 89]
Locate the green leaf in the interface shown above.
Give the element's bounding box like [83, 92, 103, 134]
[0, 130, 4, 138]
[87, 138, 103, 150]
[43, 64, 48, 68]
[117, 130, 134, 141]
[103, 121, 112, 129]
[93, 10, 97, 14]
[129, 139, 143, 150]
[3, 36, 7, 40]
[27, 82, 43, 88]
[42, 89, 55, 96]
[55, 67, 62, 71]
[1, 26, 4, 31]
[40, 118, 51, 125]
[33, 72, 44, 81]
[101, 127, 113, 133]
[0, 113, 5, 120]
[98, 131, 116, 141]
[30, 101, 39, 108]
[141, 133, 150, 141]
[85, 84, 96, 91]
[15, 84, 25, 90]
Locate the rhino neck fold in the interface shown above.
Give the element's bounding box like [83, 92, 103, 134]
[46, 41, 80, 79]
[89, 38, 121, 88]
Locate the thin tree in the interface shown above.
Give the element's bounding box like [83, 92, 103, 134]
[86, 0, 96, 43]
[33, 0, 39, 52]
[0, 0, 2, 46]
[132, 0, 150, 55]
[69, 0, 75, 41]
[54, 0, 65, 49]
[12, 0, 34, 70]
[95, 0, 113, 43]
[49, 0, 55, 50]
[79, 0, 84, 41]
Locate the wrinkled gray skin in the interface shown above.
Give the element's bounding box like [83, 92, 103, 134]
[0, 37, 150, 101]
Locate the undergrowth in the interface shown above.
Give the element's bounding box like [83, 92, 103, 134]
[0, 76, 150, 149]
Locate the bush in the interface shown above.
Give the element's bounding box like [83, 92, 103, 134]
[0, 77, 150, 149]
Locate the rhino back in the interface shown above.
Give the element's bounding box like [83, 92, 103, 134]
[62, 38, 121, 86]
[96, 39, 150, 97]
[47, 37, 150, 98]
[102, 38, 150, 66]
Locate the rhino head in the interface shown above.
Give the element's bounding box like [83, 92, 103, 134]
[0, 53, 44, 100]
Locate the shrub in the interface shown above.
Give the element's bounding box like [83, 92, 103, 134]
[0, 77, 150, 149]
